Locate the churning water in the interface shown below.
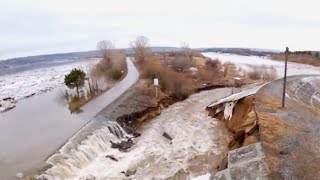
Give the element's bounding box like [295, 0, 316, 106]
[38, 88, 232, 180]
[40, 115, 129, 179]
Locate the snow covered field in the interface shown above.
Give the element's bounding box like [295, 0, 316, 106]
[0, 59, 98, 112]
[203, 52, 320, 78]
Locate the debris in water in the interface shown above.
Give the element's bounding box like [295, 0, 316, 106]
[121, 169, 137, 177]
[106, 155, 118, 162]
[110, 138, 134, 152]
[80, 174, 96, 180]
[162, 132, 173, 140]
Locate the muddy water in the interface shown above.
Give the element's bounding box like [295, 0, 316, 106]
[0, 58, 138, 179]
[62, 88, 233, 180]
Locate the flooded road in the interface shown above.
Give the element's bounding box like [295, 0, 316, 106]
[0, 58, 138, 179]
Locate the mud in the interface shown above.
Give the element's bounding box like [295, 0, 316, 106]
[205, 87, 262, 174]
[207, 95, 259, 150]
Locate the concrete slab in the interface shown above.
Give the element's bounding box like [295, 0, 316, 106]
[212, 143, 269, 180]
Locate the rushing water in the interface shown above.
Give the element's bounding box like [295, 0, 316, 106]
[40, 116, 129, 179]
[41, 88, 232, 180]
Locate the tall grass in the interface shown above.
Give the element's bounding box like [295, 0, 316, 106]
[271, 54, 320, 67]
[141, 59, 193, 100]
[246, 65, 277, 81]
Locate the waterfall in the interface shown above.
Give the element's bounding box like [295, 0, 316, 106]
[39, 116, 128, 180]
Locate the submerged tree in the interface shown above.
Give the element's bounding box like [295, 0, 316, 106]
[64, 68, 86, 97]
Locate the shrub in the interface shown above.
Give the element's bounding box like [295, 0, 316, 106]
[205, 59, 220, 70]
[196, 59, 223, 82]
[171, 56, 192, 71]
[247, 69, 260, 80]
[141, 59, 193, 100]
[112, 69, 122, 80]
[91, 48, 127, 83]
[223, 62, 237, 77]
[247, 66, 277, 81]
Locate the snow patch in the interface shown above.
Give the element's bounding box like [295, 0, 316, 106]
[0, 59, 97, 113]
[192, 173, 211, 180]
[203, 52, 320, 79]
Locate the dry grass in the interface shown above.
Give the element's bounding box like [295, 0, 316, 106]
[196, 59, 223, 82]
[171, 56, 193, 71]
[94, 50, 127, 81]
[68, 96, 86, 113]
[141, 58, 193, 100]
[139, 52, 247, 100]
[246, 65, 277, 81]
[223, 62, 237, 78]
[271, 54, 320, 67]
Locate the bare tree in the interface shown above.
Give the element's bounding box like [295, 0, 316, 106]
[180, 42, 193, 59]
[97, 40, 115, 69]
[87, 60, 100, 94]
[130, 36, 151, 64]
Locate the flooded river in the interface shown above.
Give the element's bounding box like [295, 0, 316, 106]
[0, 58, 138, 179]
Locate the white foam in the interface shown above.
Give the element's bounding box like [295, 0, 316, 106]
[192, 173, 211, 180]
[63, 88, 232, 180]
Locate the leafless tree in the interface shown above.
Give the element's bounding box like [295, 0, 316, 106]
[87, 60, 100, 94]
[130, 36, 151, 64]
[97, 40, 115, 69]
[180, 42, 193, 59]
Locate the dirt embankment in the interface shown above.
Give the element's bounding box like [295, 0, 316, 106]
[100, 79, 235, 137]
[206, 94, 260, 170]
[100, 80, 180, 135]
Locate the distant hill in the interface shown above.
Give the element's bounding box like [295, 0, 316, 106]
[0, 47, 181, 75]
[197, 47, 281, 56]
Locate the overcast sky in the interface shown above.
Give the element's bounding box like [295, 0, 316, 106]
[1, 0, 320, 59]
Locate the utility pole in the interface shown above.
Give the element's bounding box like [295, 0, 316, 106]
[282, 47, 289, 108]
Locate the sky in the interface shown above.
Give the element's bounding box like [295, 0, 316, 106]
[0, 0, 320, 59]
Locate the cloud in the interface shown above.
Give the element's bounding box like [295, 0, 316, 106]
[0, 0, 320, 59]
